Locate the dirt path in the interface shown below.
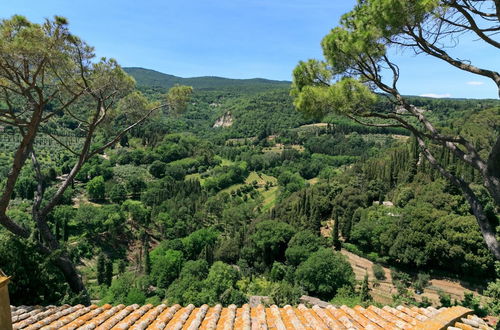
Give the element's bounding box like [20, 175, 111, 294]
[340, 249, 485, 306]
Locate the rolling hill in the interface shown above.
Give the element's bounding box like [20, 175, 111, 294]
[123, 67, 291, 91]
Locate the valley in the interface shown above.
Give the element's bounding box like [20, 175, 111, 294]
[0, 7, 499, 327]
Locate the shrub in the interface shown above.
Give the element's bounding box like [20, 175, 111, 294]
[108, 183, 127, 204]
[367, 252, 379, 262]
[182, 228, 219, 261]
[101, 273, 147, 305]
[250, 220, 296, 267]
[87, 176, 105, 201]
[149, 160, 167, 178]
[150, 249, 184, 289]
[295, 248, 355, 300]
[372, 264, 386, 281]
[483, 262, 500, 316]
[285, 230, 323, 266]
[220, 288, 247, 306]
[418, 296, 432, 308]
[270, 262, 287, 282]
[330, 286, 363, 307]
[414, 273, 430, 293]
[438, 290, 452, 307]
[205, 261, 240, 298]
[460, 292, 486, 317]
[391, 268, 411, 287]
[342, 243, 364, 256]
[270, 282, 303, 307]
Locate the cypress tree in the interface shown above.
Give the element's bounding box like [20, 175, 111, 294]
[332, 209, 341, 251]
[144, 250, 151, 275]
[309, 203, 321, 234]
[407, 155, 417, 183]
[360, 273, 371, 302]
[343, 214, 352, 242]
[97, 253, 105, 285]
[62, 218, 68, 241]
[104, 258, 113, 286]
[117, 259, 127, 274]
[378, 191, 384, 204]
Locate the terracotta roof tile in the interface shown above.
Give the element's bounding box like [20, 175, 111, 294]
[383, 305, 420, 326]
[311, 305, 343, 329]
[12, 307, 44, 324]
[232, 304, 250, 330]
[268, 305, 286, 330]
[25, 305, 83, 330]
[296, 304, 327, 329]
[60, 304, 112, 330]
[199, 305, 222, 329]
[167, 304, 195, 330]
[129, 304, 167, 330]
[10, 303, 493, 329]
[344, 305, 381, 329]
[249, 305, 266, 330]
[13, 306, 66, 329]
[327, 305, 363, 328]
[366, 305, 411, 329]
[366, 305, 401, 329]
[186, 305, 210, 330]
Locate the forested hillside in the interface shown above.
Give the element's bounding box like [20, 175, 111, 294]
[0, 14, 499, 320]
[2, 61, 499, 314]
[124, 67, 290, 91]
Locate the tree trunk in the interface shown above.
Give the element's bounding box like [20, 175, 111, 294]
[53, 253, 89, 303]
[466, 193, 500, 260]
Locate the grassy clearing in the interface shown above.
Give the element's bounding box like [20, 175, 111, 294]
[297, 123, 329, 129]
[219, 183, 245, 194]
[261, 186, 279, 211]
[307, 177, 319, 185]
[245, 171, 277, 186]
[215, 157, 236, 166]
[185, 172, 206, 184]
[262, 144, 305, 154]
[216, 171, 279, 210]
[185, 157, 236, 184]
[189, 169, 279, 210]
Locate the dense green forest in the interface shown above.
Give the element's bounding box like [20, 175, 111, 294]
[1, 64, 499, 315]
[0, 13, 499, 320]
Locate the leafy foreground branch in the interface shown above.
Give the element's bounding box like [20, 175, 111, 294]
[0, 15, 192, 299]
[291, 0, 500, 259]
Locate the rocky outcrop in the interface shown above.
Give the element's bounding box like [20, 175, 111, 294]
[213, 112, 233, 128]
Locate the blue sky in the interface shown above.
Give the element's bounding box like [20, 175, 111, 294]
[4, 0, 498, 99]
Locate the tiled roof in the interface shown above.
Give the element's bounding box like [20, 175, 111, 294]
[10, 303, 493, 329]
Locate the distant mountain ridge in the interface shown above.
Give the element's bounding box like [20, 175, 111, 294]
[123, 67, 291, 91]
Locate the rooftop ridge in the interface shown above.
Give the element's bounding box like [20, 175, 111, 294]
[9, 303, 493, 329]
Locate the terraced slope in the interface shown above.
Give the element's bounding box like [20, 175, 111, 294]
[341, 250, 486, 306]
